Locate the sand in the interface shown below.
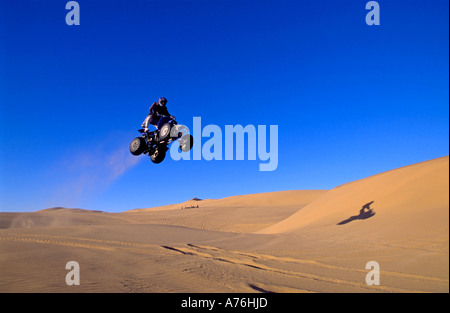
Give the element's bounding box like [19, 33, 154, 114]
[0, 156, 448, 293]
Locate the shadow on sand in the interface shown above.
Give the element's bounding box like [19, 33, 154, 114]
[337, 201, 376, 225]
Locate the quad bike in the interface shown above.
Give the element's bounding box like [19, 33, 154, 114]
[129, 115, 193, 163]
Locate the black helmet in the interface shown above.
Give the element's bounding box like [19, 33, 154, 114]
[158, 97, 167, 106]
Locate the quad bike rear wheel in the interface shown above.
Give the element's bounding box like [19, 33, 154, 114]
[129, 137, 146, 155]
[150, 147, 166, 164]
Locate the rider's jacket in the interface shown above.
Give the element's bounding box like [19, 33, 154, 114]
[149, 102, 170, 117]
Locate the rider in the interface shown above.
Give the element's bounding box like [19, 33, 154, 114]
[141, 97, 172, 133]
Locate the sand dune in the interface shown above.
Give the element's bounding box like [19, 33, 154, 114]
[125, 190, 327, 233]
[0, 156, 448, 293]
[260, 156, 449, 239]
[0, 190, 326, 233]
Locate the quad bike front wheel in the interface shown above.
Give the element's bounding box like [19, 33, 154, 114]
[179, 134, 194, 152]
[158, 123, 171, 141]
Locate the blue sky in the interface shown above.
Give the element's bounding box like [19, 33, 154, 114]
[1, 0, 448, 212]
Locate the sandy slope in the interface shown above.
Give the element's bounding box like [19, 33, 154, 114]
[260, 156, 449, 238]
[125, 190, 327, 233]
[0, 157, 448, 293]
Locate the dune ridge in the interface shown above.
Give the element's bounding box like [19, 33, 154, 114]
[259, 156, 449, 238]
[0, 156, 448, 292]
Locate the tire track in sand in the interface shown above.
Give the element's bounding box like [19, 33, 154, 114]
[2, 232, 447, 293]
[161, 243, 447, 293]
[0, 232, 162, 255]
